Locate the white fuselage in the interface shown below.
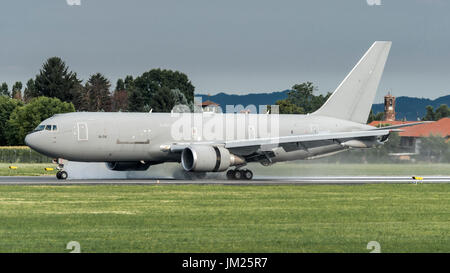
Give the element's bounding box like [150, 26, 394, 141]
[25, 112, 373, 164]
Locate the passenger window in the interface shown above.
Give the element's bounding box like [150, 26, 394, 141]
[52, 125, 57, 131]
[45, 125, 52, 131]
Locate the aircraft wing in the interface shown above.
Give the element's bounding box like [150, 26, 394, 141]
[169, 129, 390, 152]
[369, 121, 430, 130]
[224, 130, 390, 149]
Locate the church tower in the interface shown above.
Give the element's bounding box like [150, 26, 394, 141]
[384, 93, 396, 121]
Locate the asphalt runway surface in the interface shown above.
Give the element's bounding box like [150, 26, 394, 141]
[1, 176, 450, 185]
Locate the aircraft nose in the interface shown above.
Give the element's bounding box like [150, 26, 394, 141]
[25, 133, 36, 149]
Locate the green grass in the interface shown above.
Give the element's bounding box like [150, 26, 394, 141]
[0, 184, 448, 253]
[0, 163, 56, 176]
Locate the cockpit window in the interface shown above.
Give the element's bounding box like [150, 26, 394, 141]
[33, 125, 45, 132]
[33, 124, 58, 132]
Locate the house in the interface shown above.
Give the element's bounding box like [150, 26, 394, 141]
[398, 117, 450, 152]
[368, 93, 449, 160]
[199, 100, 221, 113]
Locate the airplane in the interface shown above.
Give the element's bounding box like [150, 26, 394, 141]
[25, 41, 416, 180]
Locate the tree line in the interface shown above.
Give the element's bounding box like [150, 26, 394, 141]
[0, 57, 196, 145]
[0, 57, 195, 113]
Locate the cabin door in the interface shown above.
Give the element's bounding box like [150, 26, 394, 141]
[77, 122, 88, 141]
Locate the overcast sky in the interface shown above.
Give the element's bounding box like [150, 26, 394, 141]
[1, 0, 449, 102]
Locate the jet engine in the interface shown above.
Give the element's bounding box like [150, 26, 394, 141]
[181, 145, 245, 172]
[106, 161, 151, 171]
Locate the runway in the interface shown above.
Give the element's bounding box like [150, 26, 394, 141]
[1, 176, 450, 185]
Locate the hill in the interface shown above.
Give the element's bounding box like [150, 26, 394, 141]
[371, 95, 450, 120]
[196, 91, 289, 112]
[196, 91, 449, 120]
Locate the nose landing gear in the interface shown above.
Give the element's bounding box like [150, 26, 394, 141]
[56, 170, 68, 180]
[226, 169, 253, 180]
[54, 158, 68, 180]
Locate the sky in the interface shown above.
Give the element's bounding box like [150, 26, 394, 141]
[1, 0, 449, 102]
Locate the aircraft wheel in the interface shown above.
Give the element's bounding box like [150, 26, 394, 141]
[233, 170, 242, 180]
[57, 171, 68, 180]
[243, 170, 253, 180]
[226, 170, 235, 180]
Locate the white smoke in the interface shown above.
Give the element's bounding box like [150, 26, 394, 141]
[64, 161, 224, 180]
[65, 161, 180, 180]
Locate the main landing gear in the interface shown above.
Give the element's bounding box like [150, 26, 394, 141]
[54, 158, 68, 180]
[226, 169, 253, 180]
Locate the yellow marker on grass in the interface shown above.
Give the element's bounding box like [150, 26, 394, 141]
[9, 166, 18, 170]
[44, 168, 54, 171]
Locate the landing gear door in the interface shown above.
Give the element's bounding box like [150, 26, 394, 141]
[77, 122, 88, 141]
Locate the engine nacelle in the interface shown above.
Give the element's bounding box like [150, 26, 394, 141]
[181, 145, 245, 172]
[106, 161, 151, 171]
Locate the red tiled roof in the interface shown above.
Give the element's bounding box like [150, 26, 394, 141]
[200, 100, 220, 106]
[399, 118, 450, 138]
[368, 120, 417, 127]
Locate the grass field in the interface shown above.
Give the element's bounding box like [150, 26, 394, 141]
[1, 163, 450, 177]
[0, 184, 448, 253]
[0, 163, 56, 176]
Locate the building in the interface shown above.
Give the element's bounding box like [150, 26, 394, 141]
[368, 92, 449, 160]
[368, 93, 402, 127]
[199, 100, 221, 113]
[384, 93, 396, 121]
[399, 117, 450, 152]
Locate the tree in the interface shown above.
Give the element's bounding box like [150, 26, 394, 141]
[273, 82, 331, 114]
[127, 86, 145, 112]
[11, 81, 23, 100]
[367, 109, 375, 123]
[0, 82, 8, 97]
[124, 75, 134, 90]
[275, 99, 304, 114]
[130, 69, 195, 112]
[435, 104, 450, 120]
[71, 84, 89, 111]
[419, 134, 449, 162]
[83, 73, 112, 111]
[284, 82, 331, 113]
[150, 86, 176, 112]
[6, 97, 75, 145]
[23, 79, 38, 103]
[34, 57, 82, 103]
[111, 90, 128, 112]
[0, 96, 23, 145]
[111, 78, 129, 111]
[423, 105, 435, 121]
[374, 112, 385, 121]
[115, 78, 125, 92]
[368, 110, 385, 123]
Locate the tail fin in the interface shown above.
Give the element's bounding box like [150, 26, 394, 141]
[313, 41, 392, 124]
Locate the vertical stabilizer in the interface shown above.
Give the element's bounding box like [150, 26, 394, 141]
[313, 41, 391, 124]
